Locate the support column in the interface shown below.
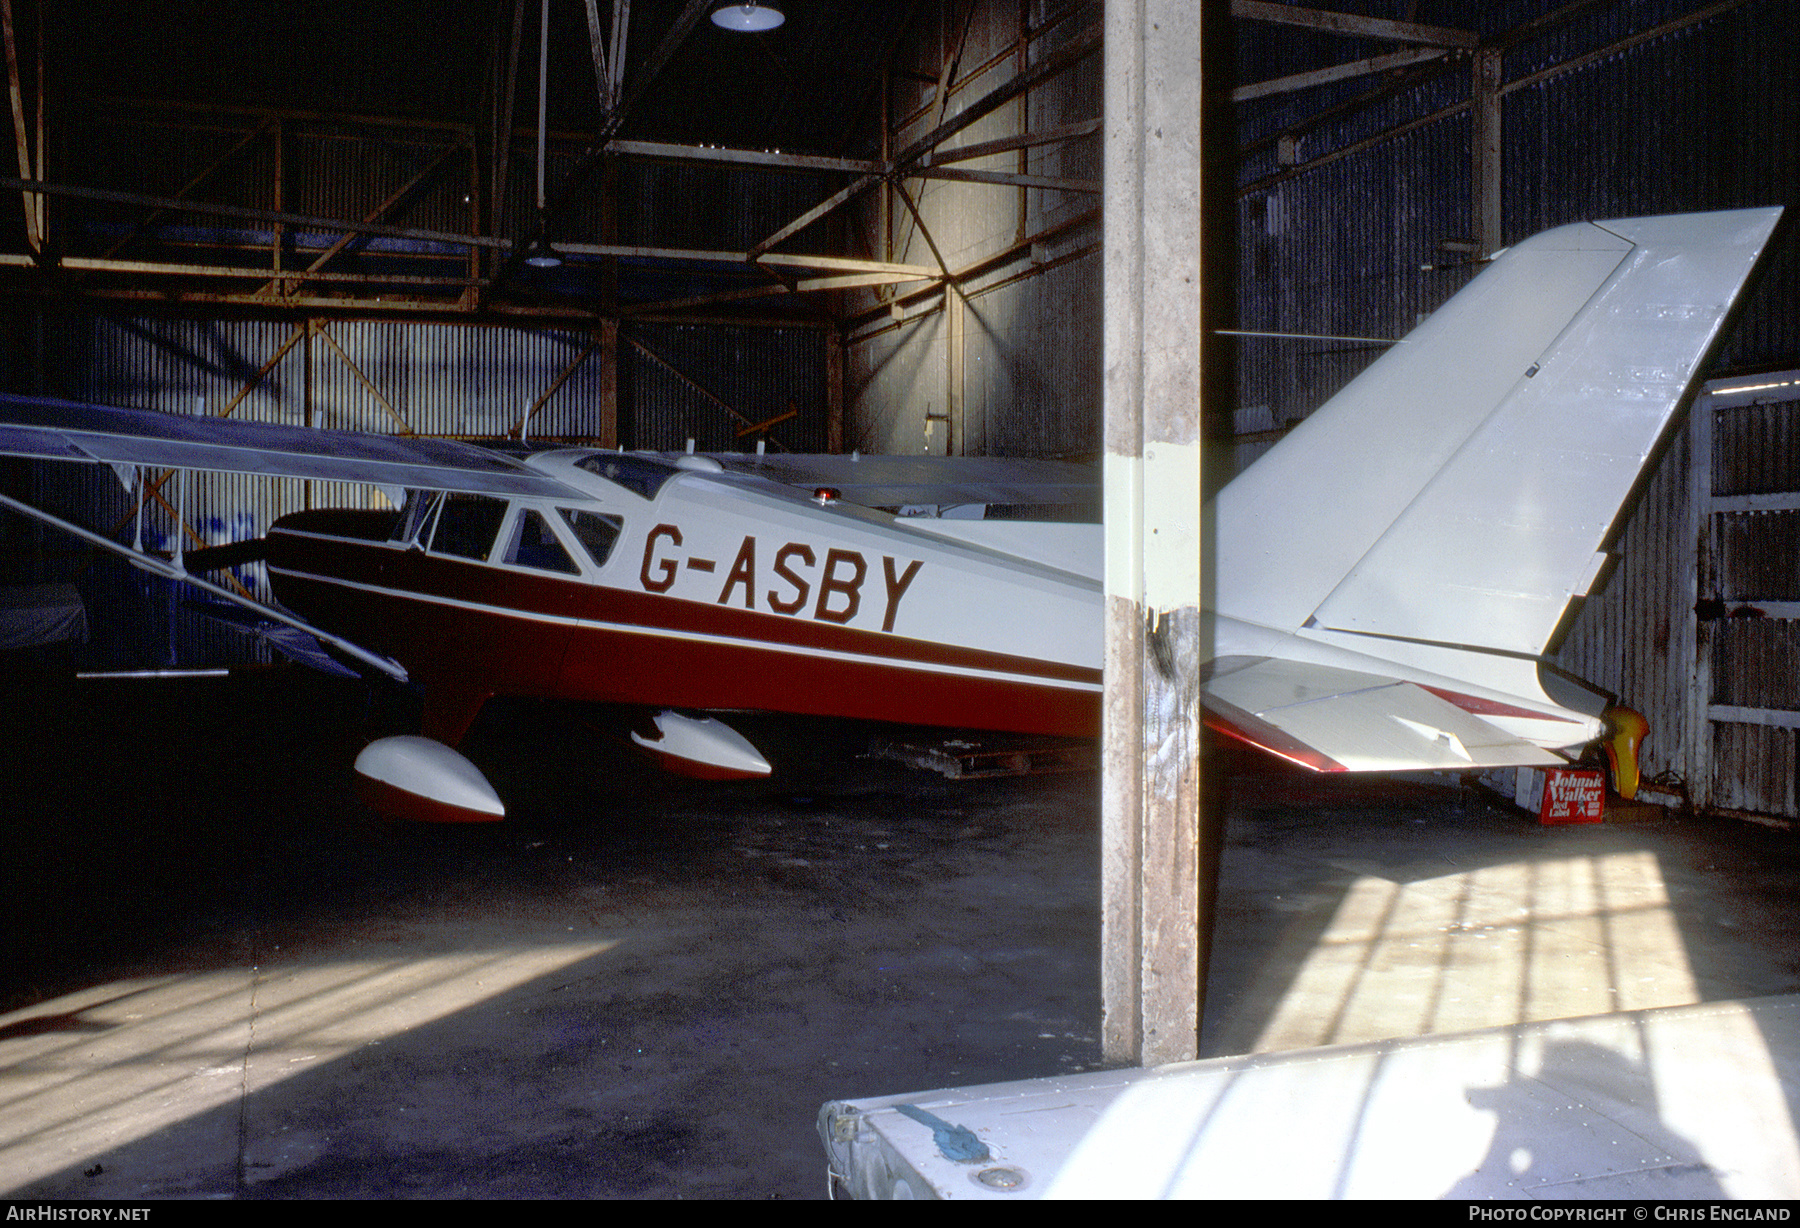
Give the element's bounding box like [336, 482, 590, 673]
[826, 327, 844, 454]
[1101, 0, 1208, 1067]
[272, 115, 285, 291]
[598, 318, 619, 450]
[1472, 46, 1502, 259]
[599, 150, 619, 450]
[303, 317, 314, 511]
[947, 286, 965, 456]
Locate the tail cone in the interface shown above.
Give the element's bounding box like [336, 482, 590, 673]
[1601, 706, 1649, 801]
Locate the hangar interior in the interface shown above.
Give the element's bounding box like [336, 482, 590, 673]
[0, 0, 1795, 818]
[1, 0, 1799, 1200]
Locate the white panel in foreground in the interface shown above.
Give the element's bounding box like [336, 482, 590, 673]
[819, 995, 1800, 1199]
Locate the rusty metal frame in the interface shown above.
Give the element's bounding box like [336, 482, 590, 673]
[510, 329, 603, 440]
[311, 321, 416, 436]
[0, 0, 1107, 331]
[1, 0, 38, 252]
[745, 16, 1101, 272]
[624, 331, 786, 447]
[259, 142, 467, 299]
[1237, 0, 1758, 201]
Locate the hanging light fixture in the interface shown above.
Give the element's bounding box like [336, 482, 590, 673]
[711, 3, 784, 32]
[524, 0, 562, 269]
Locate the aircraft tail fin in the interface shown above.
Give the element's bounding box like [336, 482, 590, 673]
[1216, 208, 1782, 659]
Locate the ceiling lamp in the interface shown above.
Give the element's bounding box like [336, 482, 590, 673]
[523, 236, 563, 269]
[711, 3, 784, 32]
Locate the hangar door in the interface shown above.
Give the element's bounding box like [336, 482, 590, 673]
[1688, 370, 1800, 817]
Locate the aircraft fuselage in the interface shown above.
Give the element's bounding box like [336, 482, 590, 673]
[265, 449, 1105, 746]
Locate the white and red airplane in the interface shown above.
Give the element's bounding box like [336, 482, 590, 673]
[0, 208, 1782, 820]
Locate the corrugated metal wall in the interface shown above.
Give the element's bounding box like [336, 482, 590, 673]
[4, 307, 825, 668]
[1234, 0, 1799, 816]
[1554, 422, 1694, 792]
[958, 246, 1101, 458]
[843, 0, 1103, 460]
[623, 322, 827, 453]
[1235, 0, 1800, 443]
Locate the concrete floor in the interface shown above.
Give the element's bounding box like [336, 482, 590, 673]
[2, 669, 1799, 1198]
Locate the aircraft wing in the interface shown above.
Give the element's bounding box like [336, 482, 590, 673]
[1203, 657, 1566, 773]
[0, 392, 596, 684]
[0, 393, 583, 499]
[686, 452, 1098, 510]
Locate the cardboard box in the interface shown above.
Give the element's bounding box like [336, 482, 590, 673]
[1539, 766, 1605, 824]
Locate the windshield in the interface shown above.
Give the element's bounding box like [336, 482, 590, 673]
[575, 453, 679, 500]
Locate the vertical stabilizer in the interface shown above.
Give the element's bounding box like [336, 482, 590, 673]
[1215, 208, 1782, 662]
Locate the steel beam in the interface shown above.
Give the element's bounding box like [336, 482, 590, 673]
[827, 327, 843, 454]
[1, 0, 37, 252]
[491, 0, 528, 247]
[314, 323, 414, 435]
[749, 174, 882, 261]
[0, 176, 507, 250]
[749, 19, 1100, 266]
[598, 318, 618, 448]
[583, 0, 611, 114]
[609, 138, 879, 176]
[0, 253, 478, 288]
[607, 0, 630, 112]
[491, 0, 710, 291]
[266, 142, 466, 297]
[890, 20, 1101, 171]
[619, 270, 936, 317]
[1500, 0, 1754, 98]
[1237, 0, 1756, 202]
[843, 205, 1099, 332]
[514, 331, 602, 439]
[928, 118, 1101, 164]
[100, 118, 273, 260]
[1230, 0, 1477, 48]
[1231, 46, 1450, 103]
[624, 332, 774, 442]
[912, 165, 1099, 193]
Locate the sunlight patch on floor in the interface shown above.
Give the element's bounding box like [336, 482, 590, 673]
[1252, 850, 1698, 1053]
[0, 939, 619, 1193]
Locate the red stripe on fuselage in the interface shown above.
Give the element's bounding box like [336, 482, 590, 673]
[267, 529, 1100, 738]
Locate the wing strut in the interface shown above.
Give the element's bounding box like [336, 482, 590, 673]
[0, 490, 408, 684]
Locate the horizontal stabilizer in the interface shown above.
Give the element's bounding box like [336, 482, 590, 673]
[1203, 658, 1565, 773]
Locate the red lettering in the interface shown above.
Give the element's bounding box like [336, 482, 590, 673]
[881, 557, 922, 633]
[717, 536, 757, 609]
[814, 549, 866, 624]
[640, 524, 682, 593]
[767, 542, 814, 614]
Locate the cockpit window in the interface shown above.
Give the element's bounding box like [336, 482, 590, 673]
[575, 453, 679, 500]
[428, 493, 508, 561]
[559, 508, 624, 568]
[502, 509, 580, 574]
[392, 489, 440, 546]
